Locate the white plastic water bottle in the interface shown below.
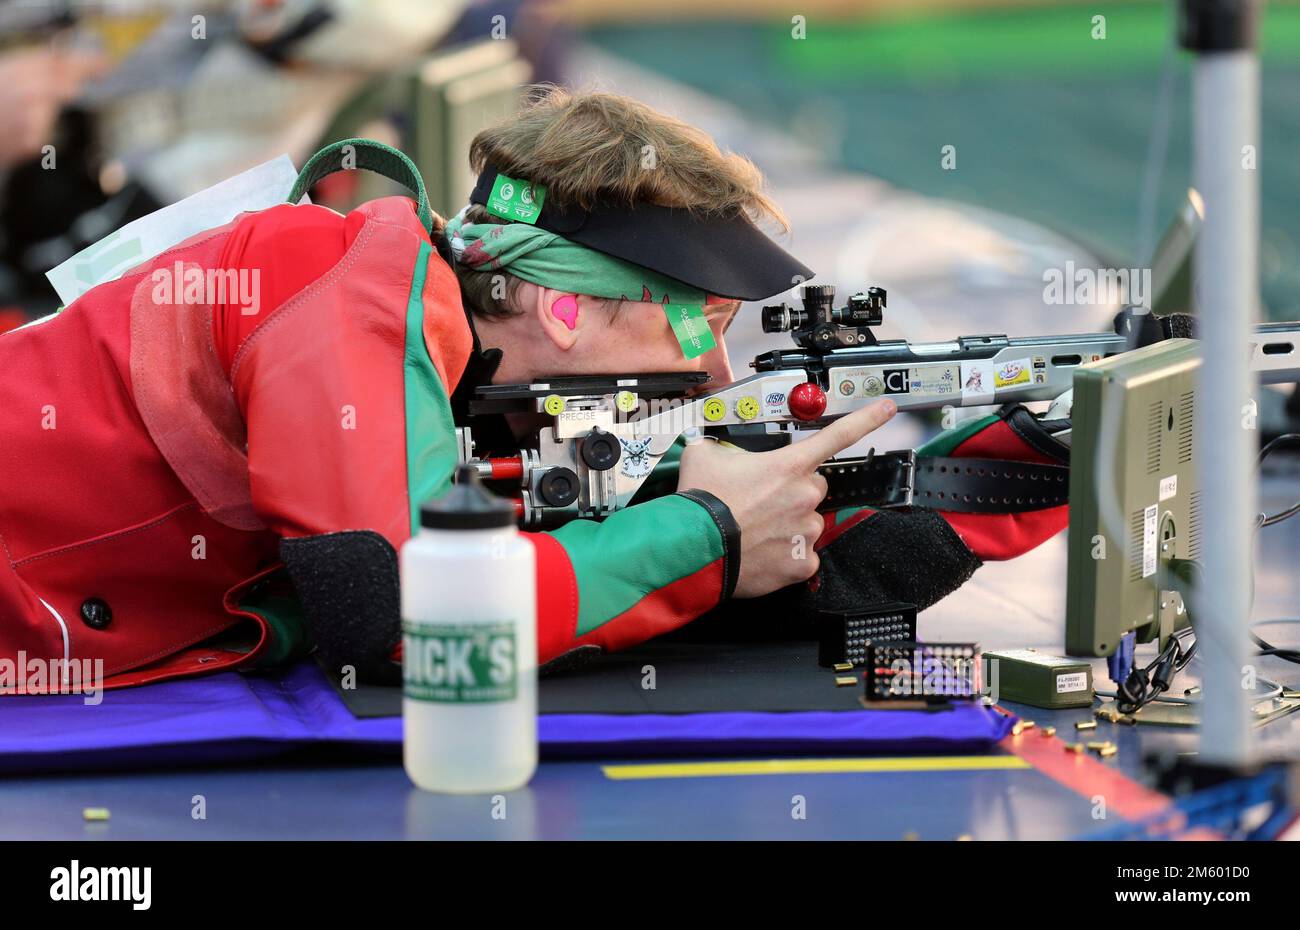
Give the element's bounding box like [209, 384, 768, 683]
[401, 464, 537, 793]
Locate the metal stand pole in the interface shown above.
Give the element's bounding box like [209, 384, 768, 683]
[1180, 0, 1260, 765]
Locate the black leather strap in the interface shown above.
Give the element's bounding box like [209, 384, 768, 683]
[1000, 404, 1071, 463]
[819, 450, 1069, 514]
[912, 456, 1069, 512]
[819, 451, 916, 511]
[676, 489, 741, 600]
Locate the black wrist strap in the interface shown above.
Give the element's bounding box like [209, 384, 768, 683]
[818, 450, 1069, 514]
[676, 489, 741, 600]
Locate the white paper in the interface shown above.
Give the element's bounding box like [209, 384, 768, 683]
[46, 155, 301, 306]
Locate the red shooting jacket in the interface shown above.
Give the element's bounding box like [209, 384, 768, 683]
[0, 195, 737, 691]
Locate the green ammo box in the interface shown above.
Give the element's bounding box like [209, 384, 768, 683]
[982, 649, 1094, 709]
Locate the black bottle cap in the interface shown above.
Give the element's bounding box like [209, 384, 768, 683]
[420, 464, 516, 530]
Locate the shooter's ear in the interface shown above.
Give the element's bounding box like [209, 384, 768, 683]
[530, 286, 581, 352]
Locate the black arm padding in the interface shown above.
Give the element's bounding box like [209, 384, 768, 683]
[279, 530, 403, 686]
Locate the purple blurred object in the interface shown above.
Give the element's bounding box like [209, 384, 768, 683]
[0, 660, 1014, 773]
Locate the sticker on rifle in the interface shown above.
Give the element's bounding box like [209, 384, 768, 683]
[1141, 503, 1158, 578]
[664, 303, 717, 359]
[619, 436, 655, 478]
[882, 369, 910, 395]
[486, 174, 547, 224]
[556, 406, 614, 439]
[402, 621, 517, 703]
[900, 365, 956, 397]
[960, 361, 995, 404]
[763, 389, 790, 418]
[1159, 475, 1177, 501]
[829, 368, 875, 397]
[993, 357, 1032, 389]
[832, 366, 955, 399]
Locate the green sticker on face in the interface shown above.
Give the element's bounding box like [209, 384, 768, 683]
[664, 303, 717, 359]
[486, 174, 547, 224]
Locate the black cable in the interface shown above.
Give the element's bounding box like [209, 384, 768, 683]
[1112, 560, 1200, 713]
[1248, 439, 1300, 665]
[1256, 433, 1300, 527]
[1173, 627, 1198, 671]
[1250, 620, 1300, 665]
[1116, 632, 1192, 714]
[1115, 431, 1300, 713]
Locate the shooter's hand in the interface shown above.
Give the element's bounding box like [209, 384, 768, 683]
[678, 399, 897, 599]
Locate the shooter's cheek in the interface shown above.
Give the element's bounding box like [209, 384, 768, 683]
[684, 339, 734, 396]
[705, 341, 735, 388]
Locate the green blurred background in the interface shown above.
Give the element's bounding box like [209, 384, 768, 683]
[580, 0, 1300, 317]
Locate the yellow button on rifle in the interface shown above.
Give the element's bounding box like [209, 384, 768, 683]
[614, 390, 638, 413]
[702, 398, 726, 422]
[735, 396, 760, 420]
[543, 394, 566, 416]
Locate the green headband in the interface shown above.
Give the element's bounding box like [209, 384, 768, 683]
[445, 207, 717, 359]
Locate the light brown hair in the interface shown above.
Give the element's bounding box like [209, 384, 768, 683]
[455, 86, 785, 320]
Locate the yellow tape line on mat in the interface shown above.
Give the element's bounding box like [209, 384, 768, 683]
[602, 756, 1031, 780]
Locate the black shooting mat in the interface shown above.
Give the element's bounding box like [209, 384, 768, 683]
[325, 601, 874, 718]
[327, 593, 904, 717]
[326, 639, 879, 719]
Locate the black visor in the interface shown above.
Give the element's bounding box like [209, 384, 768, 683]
[468, 165, 814, 302]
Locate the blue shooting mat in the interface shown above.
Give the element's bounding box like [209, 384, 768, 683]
[0, 644, 1014, 774]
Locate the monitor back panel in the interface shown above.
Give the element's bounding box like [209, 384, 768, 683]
[1066, 338, 1201, 656]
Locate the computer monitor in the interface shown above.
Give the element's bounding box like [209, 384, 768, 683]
[1065, 338, 1200, 657]
[410, 40, 530, 217]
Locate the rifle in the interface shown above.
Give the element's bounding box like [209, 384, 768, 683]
[459, 285, 1300, 528]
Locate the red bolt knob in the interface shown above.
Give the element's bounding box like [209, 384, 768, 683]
[788, 382, 827, 421]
